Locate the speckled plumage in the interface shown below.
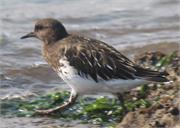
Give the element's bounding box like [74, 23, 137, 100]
[21, 18, 169, 114]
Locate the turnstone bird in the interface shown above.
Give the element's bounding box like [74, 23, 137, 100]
[21, 18, 169, 114]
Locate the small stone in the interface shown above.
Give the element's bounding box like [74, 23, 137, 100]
[157, 84, 162, 88]
[169, 107, 179, 116]
[148, 83, 154, 88]
[155, 121, 166, 127]
[132, 97, 137, 101]
[156, 104, 164, 109]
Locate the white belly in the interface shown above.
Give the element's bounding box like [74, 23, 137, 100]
[57, 57, 148, 95]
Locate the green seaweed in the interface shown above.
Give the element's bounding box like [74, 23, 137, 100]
[0, 91, 151, 126]
[155, 51, 177, 69]
[139, 85, 149, 98]
[125, 99, 151, 111]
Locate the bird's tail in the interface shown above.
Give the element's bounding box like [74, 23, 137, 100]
[134, 66, 169, 82]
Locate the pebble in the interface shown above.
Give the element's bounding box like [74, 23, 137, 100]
[169, 107, 179, 116]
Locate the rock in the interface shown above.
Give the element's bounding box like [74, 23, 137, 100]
[116, 112, 151, 128]
[117, 51, 180, 128]
[169, 107, 179, 116]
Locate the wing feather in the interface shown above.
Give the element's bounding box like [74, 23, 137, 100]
[64, 37, 136, 82]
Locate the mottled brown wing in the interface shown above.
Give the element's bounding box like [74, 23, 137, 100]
[64, 37, 137, 82]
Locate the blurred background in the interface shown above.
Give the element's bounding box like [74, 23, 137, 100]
[0, 0, 180, 127]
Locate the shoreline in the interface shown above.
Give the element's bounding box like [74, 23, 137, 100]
[120, 42, 179, 56]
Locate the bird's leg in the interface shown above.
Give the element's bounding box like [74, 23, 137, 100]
[36, 90, 78, 115]
[116, 93, 127, 113]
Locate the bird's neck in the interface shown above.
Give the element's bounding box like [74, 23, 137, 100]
[43, 33, 69, 45]
[42, 42, 61, 70]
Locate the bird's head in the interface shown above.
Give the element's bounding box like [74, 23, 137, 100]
[21, 18, 68, 44]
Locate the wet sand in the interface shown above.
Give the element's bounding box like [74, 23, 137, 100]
[0, 117, 98, 128]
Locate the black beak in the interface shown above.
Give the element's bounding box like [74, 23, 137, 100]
[20, 32, 36, 39]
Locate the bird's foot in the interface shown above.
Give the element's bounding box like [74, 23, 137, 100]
[35, 108, 56, 115]
[35, 101, 70, 115]
[35, 91, 78, 115]
[115, 93, 128, 114]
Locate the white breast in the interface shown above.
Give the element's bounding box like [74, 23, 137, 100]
[57, 57, 149, 95]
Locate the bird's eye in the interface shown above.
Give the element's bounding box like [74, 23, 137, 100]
[35, 25, 50, 31]
[35, 25, 44, 31]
